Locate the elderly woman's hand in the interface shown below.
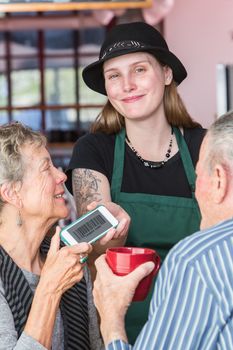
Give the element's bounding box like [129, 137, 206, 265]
[39, 226, 92, 296]
[87, 201, 131, 245]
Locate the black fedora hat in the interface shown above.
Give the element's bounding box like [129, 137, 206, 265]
[82, 21, 187, 95]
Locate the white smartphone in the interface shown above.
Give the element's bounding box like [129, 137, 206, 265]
[60, 204, 118, 247]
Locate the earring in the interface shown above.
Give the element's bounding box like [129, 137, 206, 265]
[16, 210, 23, 226]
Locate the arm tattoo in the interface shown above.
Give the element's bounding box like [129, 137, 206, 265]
[72, 169, 102, 216]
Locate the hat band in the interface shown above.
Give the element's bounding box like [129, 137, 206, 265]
[100, 40, 146, 60]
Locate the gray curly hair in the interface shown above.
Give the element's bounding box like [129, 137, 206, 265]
[205, 111, 233, 173]
[0, 122, 46, 213]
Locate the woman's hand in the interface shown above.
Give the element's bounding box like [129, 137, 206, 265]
[39, 226, 92, 296]
[24, 226, 92, 348]
[87, 201, 131, 245]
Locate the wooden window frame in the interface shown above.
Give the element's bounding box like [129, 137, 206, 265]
[0, 13, 106, 131]
[0, 0, 152, 13]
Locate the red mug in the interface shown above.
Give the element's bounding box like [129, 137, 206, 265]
[106, 247, 160, 301]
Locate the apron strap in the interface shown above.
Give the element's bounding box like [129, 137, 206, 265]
[111, 128, 126, 196]
[173, 127, 196, 197]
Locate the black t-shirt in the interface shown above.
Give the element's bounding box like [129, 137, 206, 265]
[66, 127, 206, 198]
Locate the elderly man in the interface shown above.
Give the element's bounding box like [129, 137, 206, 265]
[93, 112, 233, 350]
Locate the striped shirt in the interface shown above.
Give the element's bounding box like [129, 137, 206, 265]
[107, 218, 233, 350]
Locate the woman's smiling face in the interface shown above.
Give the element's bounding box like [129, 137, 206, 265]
[103, 52, 172, 122]
[19, 143, 69, 225]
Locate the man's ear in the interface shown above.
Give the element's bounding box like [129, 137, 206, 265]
[0, 182, 22, 208]
[212, 164, 228, 204]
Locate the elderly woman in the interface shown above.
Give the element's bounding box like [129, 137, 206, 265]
[0, 122, 129, 350]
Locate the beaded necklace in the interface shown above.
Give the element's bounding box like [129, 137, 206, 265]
[126, 127, 174, 169]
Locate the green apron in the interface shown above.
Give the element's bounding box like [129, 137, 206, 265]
[110, 127, 201, 344]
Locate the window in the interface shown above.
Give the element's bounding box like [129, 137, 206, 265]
[0, 12, 107, 139]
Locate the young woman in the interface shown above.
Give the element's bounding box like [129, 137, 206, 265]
[66, 21, 206, 343]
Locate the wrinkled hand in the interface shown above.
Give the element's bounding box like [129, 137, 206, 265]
[39, 226, 92, 297]
[87, 201, 130, 245]
[93, 254, 155, 326]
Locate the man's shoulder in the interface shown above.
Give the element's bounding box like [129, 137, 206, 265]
[156, 218, 233, 299]
[167, 218, 233, 266]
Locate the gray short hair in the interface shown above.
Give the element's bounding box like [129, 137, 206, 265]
[205, 111, 233, 172]
[0, 122, 46, 212]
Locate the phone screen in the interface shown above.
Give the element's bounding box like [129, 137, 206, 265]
[67, 209, 113, 243]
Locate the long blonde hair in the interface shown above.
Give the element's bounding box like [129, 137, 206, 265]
[91, 81, 201, 134]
